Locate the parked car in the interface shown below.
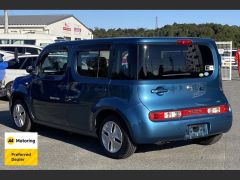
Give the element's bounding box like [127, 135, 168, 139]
[0, 44, 42, 55]
[0, 55, 38, 99]
[0, 50, 14, 61]
[10, 38, 232, 159]
[0, 60, 8, 97]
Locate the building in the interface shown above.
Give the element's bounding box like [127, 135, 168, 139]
[0, 15, 93, 46]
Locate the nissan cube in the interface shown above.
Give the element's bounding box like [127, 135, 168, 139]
[10, 38, 232, 159]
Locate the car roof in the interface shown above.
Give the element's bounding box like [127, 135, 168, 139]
[0, 44, 42, 49]
[0, 50, 14, 55]
[3, 54, 38, 61]
[47, 37, 215, 47]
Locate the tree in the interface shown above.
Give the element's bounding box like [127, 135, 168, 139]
[92, 23, 240, 48]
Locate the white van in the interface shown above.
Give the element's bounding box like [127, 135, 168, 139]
[0, 50, 14, 61]
[0, 54, 38, 99]
[0, 44, 42, 55]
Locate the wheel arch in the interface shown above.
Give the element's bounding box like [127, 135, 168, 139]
[5, 81, 13, 87]
[10, 92, 27, 113]
[5, 81, 13, 99]
[94, 108, 137, 144]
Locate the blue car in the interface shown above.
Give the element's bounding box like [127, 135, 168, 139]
[0, 60, 8, 97]
[9, 38, 232, 159]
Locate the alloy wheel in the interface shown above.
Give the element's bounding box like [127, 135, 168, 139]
[101, 121, 123, 153]
[13, 104, 26, 128]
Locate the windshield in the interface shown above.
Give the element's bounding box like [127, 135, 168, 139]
[138, 44, 214, 80]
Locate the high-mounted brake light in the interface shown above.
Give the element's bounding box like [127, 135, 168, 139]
[149, 104, 229, 121]
[176, 39, 193, 46]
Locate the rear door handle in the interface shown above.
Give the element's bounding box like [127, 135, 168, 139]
[151, 87, 168, 96]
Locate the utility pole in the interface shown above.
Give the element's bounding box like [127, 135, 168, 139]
[155, 16, 158, 29]
[4, 10, 9, 34]
[155, 16, 159, 37]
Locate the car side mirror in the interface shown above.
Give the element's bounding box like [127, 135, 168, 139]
[26, 66, 34, 74]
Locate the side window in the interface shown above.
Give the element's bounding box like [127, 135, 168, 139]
[17, 47, 24, 54]
[40, 49, 68, 76]
[7, 58, 26, 69]
[111, 45, 136, 80]
[26, 47, 38, 55]
[21, 57, 37, 69]
[77, 48, 110, 78]
[1, 47, 24, 54]
[1, 47, 14, 52]
[119, 50, 129, 77]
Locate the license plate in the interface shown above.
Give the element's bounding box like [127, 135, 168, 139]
[187, 124, 209, 139]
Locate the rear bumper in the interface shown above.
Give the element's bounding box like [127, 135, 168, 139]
[0, 87, 6, 97]
[124, 104, 232, 144]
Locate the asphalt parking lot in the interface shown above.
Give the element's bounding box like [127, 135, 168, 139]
[0, 72, 240, 170]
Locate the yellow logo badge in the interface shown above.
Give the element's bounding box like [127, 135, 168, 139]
[5, 132, 38, 166]
[7, 137, 15, 145]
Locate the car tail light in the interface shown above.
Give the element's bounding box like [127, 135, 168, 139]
[208, 105, 229, 114]
[148, 111, 182, 121]
[164, 111, 182, 119]
[176, 39, 193, 46]
[149, 104, 229, 121]
[182, 107, 208, 116]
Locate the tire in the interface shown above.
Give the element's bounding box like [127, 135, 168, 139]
[192, 134, 223, 145]
[98, 115, 137, 159]
[12, 99, 32, 131]
[6, 82, 13, 100]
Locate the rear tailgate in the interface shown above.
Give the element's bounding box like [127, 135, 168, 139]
[137, 39, 227, 112]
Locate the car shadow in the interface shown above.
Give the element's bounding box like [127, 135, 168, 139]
[0, 110, 15, 127]
[0, 109, 194, 157]
[136, 141, 193, 153]
[0, 110, 105, 156]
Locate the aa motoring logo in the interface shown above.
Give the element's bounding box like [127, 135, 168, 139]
[4, 132, 38, 166]
[6, 136, 36, 146]
[7, 136, 15, 145]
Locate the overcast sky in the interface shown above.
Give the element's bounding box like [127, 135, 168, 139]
[1, 10, 240, 29]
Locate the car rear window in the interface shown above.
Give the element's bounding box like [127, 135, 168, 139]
[138, 44, 214, 80]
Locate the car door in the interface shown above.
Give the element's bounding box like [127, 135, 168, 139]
[65, 44, 111, 133]
[5, 57, 29, 85]
[30, 46, 69, 127]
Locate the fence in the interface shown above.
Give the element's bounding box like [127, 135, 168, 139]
[216, 41, 235, 80]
